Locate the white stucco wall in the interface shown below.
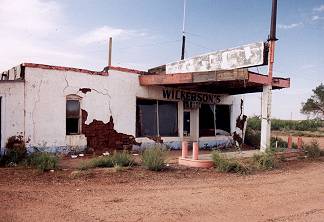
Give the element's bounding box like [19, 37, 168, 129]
[0, 81, 25, 149]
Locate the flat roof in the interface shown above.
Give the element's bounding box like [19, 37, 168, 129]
[20, 63, 147, 76]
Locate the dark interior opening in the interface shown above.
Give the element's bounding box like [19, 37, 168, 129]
[136, 99, 157, 137]
[199, 104, 215, 137]
[158, 101, 178, 137]
[199, 104, 231, 137]
[66, 100, 80, 135]
[136, 98, 178, 137]
[216, 105, 231, 133]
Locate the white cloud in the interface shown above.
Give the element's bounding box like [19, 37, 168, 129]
[313, 5, 324, 12]
[278, 22, 302, 30]
[0, 0, 150, 71]
[0, 0, 61, 33]
[311, 15, 324, 21]
[76, 26, 147, 45]
[0, 0, 80, 70]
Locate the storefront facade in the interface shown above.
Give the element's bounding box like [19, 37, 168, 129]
[0, 63, 244, 154]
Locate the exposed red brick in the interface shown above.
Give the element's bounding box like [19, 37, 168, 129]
[81, 110, 140, 154]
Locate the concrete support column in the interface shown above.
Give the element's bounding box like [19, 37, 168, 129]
[192, 142, 199, 160]
[181, 141, 188, 158]
[260, 85, 272, 152]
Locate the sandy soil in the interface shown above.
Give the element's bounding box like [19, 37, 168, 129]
[1, 159, 324, 222]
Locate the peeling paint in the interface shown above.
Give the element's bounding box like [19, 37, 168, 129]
[166, 42, 266, 74]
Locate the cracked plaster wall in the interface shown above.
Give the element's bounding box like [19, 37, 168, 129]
[24, 67, 139, 149]
[0, 82, 25, 149]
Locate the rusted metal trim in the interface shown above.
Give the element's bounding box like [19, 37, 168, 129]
[107, 65, 148, 75]
[139, 73, 193, 85]
[23, 63, 108, 76]
[248, 72, 290, 88]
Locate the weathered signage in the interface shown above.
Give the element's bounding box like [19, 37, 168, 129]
[162, 88, 221, 104]
[166, 42, 266, 74]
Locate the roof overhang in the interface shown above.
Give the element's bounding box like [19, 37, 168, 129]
[139, 69, 290, 95]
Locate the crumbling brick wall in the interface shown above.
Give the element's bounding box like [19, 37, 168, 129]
[81, 110, 140, 154]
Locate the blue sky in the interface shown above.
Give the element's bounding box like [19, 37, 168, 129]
[1, 0, 323, 119]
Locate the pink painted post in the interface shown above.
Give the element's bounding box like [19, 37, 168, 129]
[181, 141, 188, 158]
[287, 135, 292, 149]
[297, 137, 303, 149]
[192, 142, 199, 160]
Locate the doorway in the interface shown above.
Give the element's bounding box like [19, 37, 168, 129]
[183, 111, 190, 137]
[0, 97, 2, 149]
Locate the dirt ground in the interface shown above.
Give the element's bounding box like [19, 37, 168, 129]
[1, 158, 324, 222]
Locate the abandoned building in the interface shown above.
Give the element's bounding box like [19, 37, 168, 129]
[0, 41, 290, 154]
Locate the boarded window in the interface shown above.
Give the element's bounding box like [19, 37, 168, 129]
[136, 99, 178, 137]
[199, 104, 231, 137]
[66, 100, 80, 135]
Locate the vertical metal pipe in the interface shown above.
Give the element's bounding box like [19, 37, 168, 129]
[108, 37, 112, 66]
[269, 0, 278, 41]
[181, 35, 186, 60]
[181, 0, 186, 60]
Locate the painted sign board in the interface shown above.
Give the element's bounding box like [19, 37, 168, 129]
[162, 88, 222, 104]
[166, 42, 266, 74]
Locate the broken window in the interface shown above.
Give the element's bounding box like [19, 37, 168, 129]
[136, 99, 178, 137]
[216, 105, 231, 133]
[199, 104, 231, 137]
[199, 104, 216, 137]
[136, 99, 157, 137]
[158, 101, 178, 136]
[66, 99, 81, 135]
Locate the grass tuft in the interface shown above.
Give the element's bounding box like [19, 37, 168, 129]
[304, 140, 321, 159]
[141, 144, 168, 171]
[111, 150, 133, 167]
[212, 151, 250, 174]
[27, 152, 58, 172]
[78, 150, 133, 170]
[252, 150, 277, 170]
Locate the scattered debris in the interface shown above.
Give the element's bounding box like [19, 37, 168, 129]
[103, 152, 110, 156]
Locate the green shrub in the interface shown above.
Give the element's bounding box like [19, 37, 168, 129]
[247, 116, 261, 131]
[212, 151, 250, 174]
[252, 150, 277, 170]
[304, 140, 321, 159]
[2, 135, 26, 165]
[247, 116, 323, 132]
[27, 152, 58, 172]
[111, 150, 133, 167]
[141, 144, 168, 171]
[244, 128, 261, 148]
